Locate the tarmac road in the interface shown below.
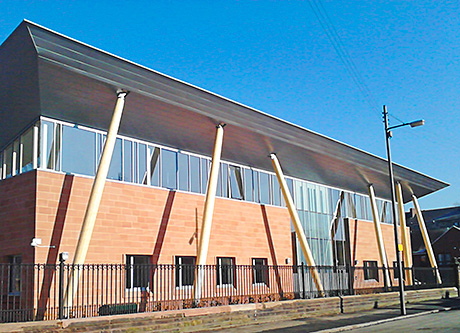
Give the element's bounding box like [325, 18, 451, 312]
[349, 308, 460, 332]
[212, 297, 460, 332]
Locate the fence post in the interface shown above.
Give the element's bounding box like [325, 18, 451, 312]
[58, 252, 68, 320]
[347, 264, 354, 295]
[383, 266, 389, 292]
[300, 263, 306, 299]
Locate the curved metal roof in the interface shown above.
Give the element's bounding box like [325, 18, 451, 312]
[0, 20, 448, 202]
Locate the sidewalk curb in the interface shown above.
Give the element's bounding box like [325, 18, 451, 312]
[315, 305, 460, 332]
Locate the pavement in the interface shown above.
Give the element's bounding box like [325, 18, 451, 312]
[211, 297, 460, 332]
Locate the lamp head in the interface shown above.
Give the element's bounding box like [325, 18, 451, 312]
[409, 119, 425, 128]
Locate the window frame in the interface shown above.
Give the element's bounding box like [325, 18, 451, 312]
[216, 257, 236, 288]
[175, 256, 196, 289]
[8, 255, 22, 295]
[252, 258, 269, 286]
[363, 260, 379, 281]
[125, 255, 151, 291]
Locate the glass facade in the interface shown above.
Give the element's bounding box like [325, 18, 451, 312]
[0, 117, 396, 266]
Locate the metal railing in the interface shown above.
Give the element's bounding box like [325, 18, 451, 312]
[0, 263, 458, 323]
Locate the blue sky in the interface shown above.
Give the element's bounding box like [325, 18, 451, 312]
[1, 1, 459, 209]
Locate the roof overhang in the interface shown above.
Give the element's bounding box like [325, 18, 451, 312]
[0, 20, 449, 203]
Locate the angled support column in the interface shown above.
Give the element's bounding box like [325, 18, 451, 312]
[193, 123, 225, 301]
[368, 185, 391, 288]
[411, 194, 442, 284]
[396, 183, 413, 285]
[270, 153, 324, 295]
[63, 90, 128, 310]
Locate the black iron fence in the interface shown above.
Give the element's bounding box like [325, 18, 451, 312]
[0, 263, 458, 323]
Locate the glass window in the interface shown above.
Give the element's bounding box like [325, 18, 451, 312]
[61, 126, 96, 176]
[12, 139, 20, 175]
[21, 127, 34, 173]
[133, 142, 138, 183]
[138, 143, 147, 185]
[3, 144, 12, 178]
[175, 256, 196, 288]
[221, 163, 229, 198]
[244, 169, 253, 202]
[178, 152, 189, 191]
[259, 172, 270, 205]
[123, 140, 133, 182]
[161, 149, 177, 190]
[217, 257, 236, 287]
[229, 165, 244, 200]
[216, 164, 222, 197]
[201, 158, 209, 194]
[363, 260, 379, 281]
[108, 138, 122, 180]
[252, 258, 268, 285]
[126, 255, 151, 290]
[149, 146, 160, 186]
[253, 170, 260, 203]
[271, 175, 280, 206]
[9, 255, 22, 294]
[41, 120, 55, 169]
[190, 155, 200, 193]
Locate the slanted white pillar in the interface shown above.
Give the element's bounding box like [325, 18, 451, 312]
[270, 153, 324, 295]
[193, 123, 225, 301]
[396, 183, 413, 285]
[411, 194, 442, 284]
[368, 185, 391, 288]
[64, 90, 128, 309]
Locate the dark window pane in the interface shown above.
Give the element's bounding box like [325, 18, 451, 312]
[175, 256, 196, 287]
[4, 145, 12, 178]
[252, 258, 268, 285]
[190, 156, 200, 193]
[61, 126, 96, 176]
[217, 257, 235, 286]
[21, 127, 34, 173]
[108, 138, 122, 180]
[149, 146, 160, 186]
[230, 165, 244, 200]
[123, 140, 132, 182]
[9, 255, 22, 294]
[178, 152, 189, 191]
[161, 149, 177, 189]
[126, 255, 151, 289]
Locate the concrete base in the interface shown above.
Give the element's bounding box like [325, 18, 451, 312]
[0, 287, 456, 332]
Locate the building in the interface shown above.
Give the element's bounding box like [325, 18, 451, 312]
[0, 21, 449, 320]
[407, 206, 460, 266]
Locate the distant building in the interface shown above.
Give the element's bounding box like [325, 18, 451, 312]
[407, 206, 460, 266]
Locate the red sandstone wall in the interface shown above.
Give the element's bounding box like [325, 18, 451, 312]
[0, 172, 36, 263]
[348, 218, 412, 266]
[34, 171, 292, 266]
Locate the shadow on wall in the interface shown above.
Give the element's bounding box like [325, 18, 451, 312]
[261, 204, 283, 296]
[35, 174, 74, 320]
[151, 191, 176, 265]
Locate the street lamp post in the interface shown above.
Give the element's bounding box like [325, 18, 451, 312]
[383, 105, 424, 316]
